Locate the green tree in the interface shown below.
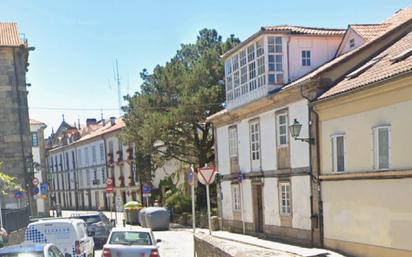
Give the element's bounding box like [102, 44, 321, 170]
[0, 163, 18, 195]
[123, 29, 239, 208]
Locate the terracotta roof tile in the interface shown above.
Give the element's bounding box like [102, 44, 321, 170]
[76, 118, 125, 143]
[384, 6, 412, 27]
[350, 24, 390, 42]
[261, 25, 346, 36]
[319, 31, 412, 99]
[0, 23, 24, 46]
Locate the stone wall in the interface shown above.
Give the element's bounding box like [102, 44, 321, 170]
[194, 232, 290, 257]
[0, 46, 33, 210]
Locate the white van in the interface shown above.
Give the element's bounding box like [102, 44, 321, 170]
[25, 218, 95, 257]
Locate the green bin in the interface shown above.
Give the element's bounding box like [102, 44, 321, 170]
[124, 201, 142, 225]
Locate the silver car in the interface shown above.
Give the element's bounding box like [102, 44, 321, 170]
[102, 227, 161, 257]
[72, 213, 113, 248]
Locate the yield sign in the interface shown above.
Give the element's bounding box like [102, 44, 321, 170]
[198, 167, 216, 185]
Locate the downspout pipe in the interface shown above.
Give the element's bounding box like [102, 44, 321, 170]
[299, 82, 323, 247]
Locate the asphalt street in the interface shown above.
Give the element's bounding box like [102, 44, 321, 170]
[62, 210, 194, 257]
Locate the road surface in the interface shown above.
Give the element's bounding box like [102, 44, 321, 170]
[62, 210, 194, 257]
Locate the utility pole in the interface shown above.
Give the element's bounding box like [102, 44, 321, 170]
[114, 59, 122, 117]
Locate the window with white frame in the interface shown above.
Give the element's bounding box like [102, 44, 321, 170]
[232, 184, 241, 212]
[268, 36, 283, 85]
[240, 66, 248, 95]
[279, 182, 291, 215]
[101, 167, 106, 184]
[86, 169, 91, 186]
[276, 113, 288, 147]
[77, 149, 82, 168]
[331, 134, 345, 172]
[31, 132, 38, 147]
[373, 126, 391, 170]
[302, 50, 311, 66]
[228, 126, 238, 158]
[249, 120, 260, 161]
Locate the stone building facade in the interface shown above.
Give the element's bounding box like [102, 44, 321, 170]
[0, 23, 35, 212]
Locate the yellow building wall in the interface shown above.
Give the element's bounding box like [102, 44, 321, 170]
[322, 179, 412, 252]
[317, 76, 412, 256]
[318, 77, 412, 173]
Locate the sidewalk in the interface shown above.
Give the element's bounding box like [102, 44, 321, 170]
[196, 229, 345, 257]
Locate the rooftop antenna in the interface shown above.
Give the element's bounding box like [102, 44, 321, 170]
[114, 59, 122, 117]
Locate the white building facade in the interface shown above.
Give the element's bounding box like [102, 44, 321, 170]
[208, 25, 345, 245]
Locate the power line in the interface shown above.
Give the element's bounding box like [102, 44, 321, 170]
[29, 103, 224, 111]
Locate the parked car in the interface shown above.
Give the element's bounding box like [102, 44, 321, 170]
[0, 243, 63, 257]
[102, 227, 161, 257]
[71, 213, 113, 248]
[25, 218, 94, 257]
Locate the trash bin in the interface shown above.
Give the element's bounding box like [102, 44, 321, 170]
[144, 207, 170, 231]
[123, 201, 142, 225]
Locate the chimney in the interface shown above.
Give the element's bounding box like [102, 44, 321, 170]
[86, 118, 97, 126]
[110, 117, 116, 126]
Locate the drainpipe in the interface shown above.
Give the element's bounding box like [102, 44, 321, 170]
[73, 145, 79, 210]
[286, 35, 291, 83]
[299, 83, 323, 247]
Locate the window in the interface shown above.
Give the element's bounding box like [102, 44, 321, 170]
[77, 149, 82, 167]
[232, 55, 239, 71]
[276, 113, 288, 147]
[331, 134, 345, 172]
[247, 44, 255, 62]
[86, 169, 91, 186]
[249, 120, 260, 161]
[268, 36, 283, 85]
[302, 50, 311, 66]
[257, 56, 265, 75]
[85, 147, 89, 166]
[228, 126, 238, 158]
[373, 126, 390, 170]
[256, 40, 264, 57]
[240, 66, 248, 95]
[92, 145, 97, 163]
[349, 38, 355, 48]
[31, 132, 38, 147]
[108, 141, 114, 153]
[100, 143, 105, 162]
[279, 182, 291, 215]
[101, 167, 106, 184]
[65, 152, 70, 170]
[232, 184, 241, 212]
[239, 50, 247, 67]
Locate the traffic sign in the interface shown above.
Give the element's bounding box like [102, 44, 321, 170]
[40, 183, 47, 194]
[106, 178, 113, 186]
[143, 185, 151, 194]
[188, 166, 194, 186]
[32, 178, 39, 186]
[198, 167, 217, 185]
[33, 187, 40, 194]
[15, 191, 23, 199]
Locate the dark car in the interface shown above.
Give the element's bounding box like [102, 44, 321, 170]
[71, 213, 113, 248]
[0, 243, 64, 257]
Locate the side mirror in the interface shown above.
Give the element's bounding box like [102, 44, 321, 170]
[156, 239, 161, 243]
[88, 231, 95, 237]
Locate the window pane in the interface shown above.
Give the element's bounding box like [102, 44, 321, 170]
[336, 136, 345, 172]
[378, 128, 389, 169]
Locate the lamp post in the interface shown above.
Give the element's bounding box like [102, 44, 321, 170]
[289, 119, 315, 144]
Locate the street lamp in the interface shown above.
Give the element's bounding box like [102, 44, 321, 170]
[289, 119, 315, 144]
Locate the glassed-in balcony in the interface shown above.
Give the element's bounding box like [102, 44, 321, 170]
[224, 35, 284, 110]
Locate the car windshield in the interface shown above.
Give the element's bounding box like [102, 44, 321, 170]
[78, 215, 101, 225]
[0, 251, 43, 257]
[109, 232, 152, 246]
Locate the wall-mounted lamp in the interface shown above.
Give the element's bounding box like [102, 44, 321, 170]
[289, 119, 315, 144]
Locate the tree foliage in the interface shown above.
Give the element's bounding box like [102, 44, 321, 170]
[0, 163, 18, 195]
[123, 28, 239, 177]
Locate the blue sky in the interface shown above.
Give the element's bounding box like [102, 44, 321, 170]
[0, 0, 409, 136]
